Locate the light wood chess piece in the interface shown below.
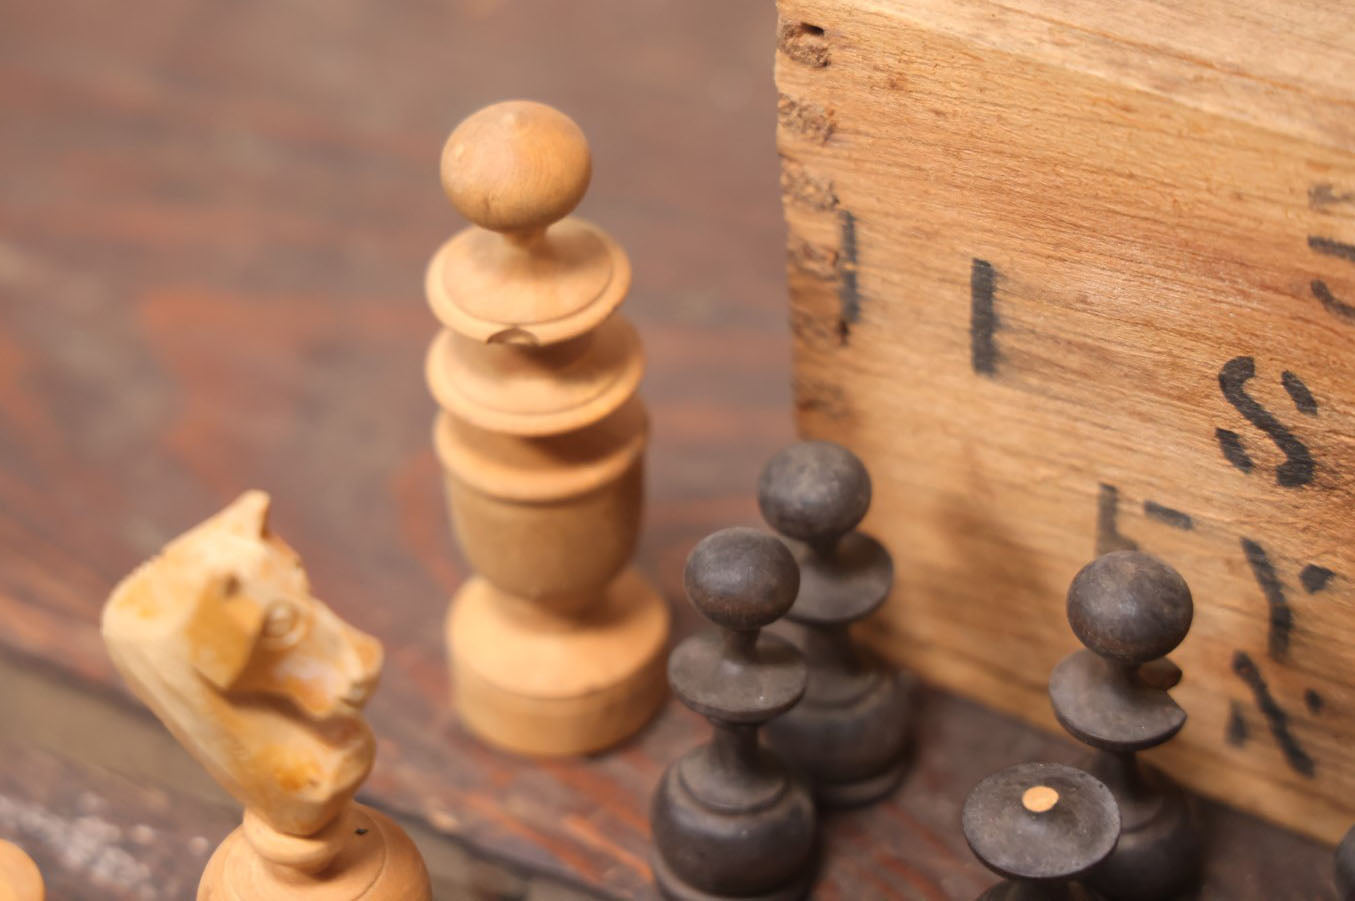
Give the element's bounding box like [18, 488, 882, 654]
[0, 841, 44, 901]
[426, 100, 669, 755]
[101, 492, 431, 900]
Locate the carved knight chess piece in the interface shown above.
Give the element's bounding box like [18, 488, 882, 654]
[101, 492, 431, 900]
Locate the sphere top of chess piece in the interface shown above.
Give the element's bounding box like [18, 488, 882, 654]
[1067, 550, 1193, 666]
[1050, 551, 1190, 752]
[428, 98, 629, 346]
[441, 100, 591, 236]
[963, 762, 1120, 884]
[758, 440, 893, 625]
[671, 527, 807, 723]
[684, 526, 800, 632]
[758, 440, 871, 546]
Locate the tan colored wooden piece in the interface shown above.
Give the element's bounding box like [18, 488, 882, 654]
[776, 0, 1355, 842]
[101, 492, 432, 900]
[0, 841, 43, 901]
[427, 100, 670, 756]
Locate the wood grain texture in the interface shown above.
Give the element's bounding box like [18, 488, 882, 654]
[0, 0, 1342, 896]
[776, 0, 1355, 844]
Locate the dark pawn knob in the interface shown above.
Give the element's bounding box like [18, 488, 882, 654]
[963, 762, 1120, 901]
[1048, 550, 1200, 901]
[650, 527, 817, 901]
[1336, 825, 1355, 900]
[758, 440, 909, 807]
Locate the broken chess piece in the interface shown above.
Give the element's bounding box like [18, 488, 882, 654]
[963, 762, 1119, 901]
[650, 527, 817, 900]
[1048, 550, 1200, 901]
[101, 492, 431, 900]
[758, 439, 910, 807]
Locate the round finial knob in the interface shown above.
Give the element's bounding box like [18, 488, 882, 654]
[963, 762, 1120, 884]
[684, 527, 800, 632]
[757, 441, 871, 546]
[1067, 550, 1193, 665]
[440, 100, 592, 234]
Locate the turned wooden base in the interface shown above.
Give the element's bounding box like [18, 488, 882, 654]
[447, 568, 669, 756]
[198, 804, 430, 900]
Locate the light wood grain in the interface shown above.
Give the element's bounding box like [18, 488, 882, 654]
[776, 0, 1355, 843]
[427, 101, 669, 756]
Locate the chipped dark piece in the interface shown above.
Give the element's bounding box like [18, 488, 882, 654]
[1049, 550, 1200, 901]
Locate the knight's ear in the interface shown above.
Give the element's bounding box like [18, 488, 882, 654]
[214, 490, 272, 539]
[186, 576, 266, 689]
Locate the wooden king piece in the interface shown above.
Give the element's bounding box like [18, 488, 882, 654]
[426, 100, 669, 755]
[101, 492, 431, 900]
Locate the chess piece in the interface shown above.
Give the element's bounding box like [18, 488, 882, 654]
[427, 100, 668, 756]
[651, 527, 817, 900]
[1048, 550, 1199, 901]
[101, 492, 431, 901]
[962, 762, 1119, 901]
[757, 440, 909, 806]
[1336, 825, 1355, 900]
[0, 841, 44, 901]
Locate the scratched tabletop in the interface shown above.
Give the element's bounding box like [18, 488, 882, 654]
[0, 1, 1337, 898]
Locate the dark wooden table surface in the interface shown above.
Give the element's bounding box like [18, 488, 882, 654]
[0, 1, 1337, 898]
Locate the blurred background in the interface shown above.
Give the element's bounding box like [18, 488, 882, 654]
[0, 1, 794, 897]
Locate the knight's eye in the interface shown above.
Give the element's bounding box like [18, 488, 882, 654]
[261, 603, 302, 646]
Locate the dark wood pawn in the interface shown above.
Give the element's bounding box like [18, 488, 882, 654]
[1048, 550, 1200, 901]
[650, 527, 817, 901]
[757, 440, 910, 807]
[1335, 824, 1355, 900]
[963, 762, 1119, 901]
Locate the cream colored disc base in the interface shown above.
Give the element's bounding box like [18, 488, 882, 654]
[447, 568, 670, 756]
[198, 805, 431, 901]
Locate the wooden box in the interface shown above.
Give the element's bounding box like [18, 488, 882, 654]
[776, 0, 1355, 841]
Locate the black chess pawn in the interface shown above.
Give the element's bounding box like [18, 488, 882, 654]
[650, 527, 817, 900]
[1335, 825, 1355, 900]
[757, 440, 910, 807]
[1048, 550, 1200, 901]
[963, 762, 1120, 901]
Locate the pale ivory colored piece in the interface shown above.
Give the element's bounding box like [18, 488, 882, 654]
[0, 841, 44, 901]
[427, 100, 670, 755]
[101, 491, 431, 900]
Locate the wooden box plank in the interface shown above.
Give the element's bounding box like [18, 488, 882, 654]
[776, 0, 1355, 842]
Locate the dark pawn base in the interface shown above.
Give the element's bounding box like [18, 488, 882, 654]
[765, 665, 912, 810]
[1085, 775, 1199, 901]
[814, 751, 908, 808]
[650, 756, 816, 901]
[651, 852, 812, 901]
[979, 882, 1106, 901]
